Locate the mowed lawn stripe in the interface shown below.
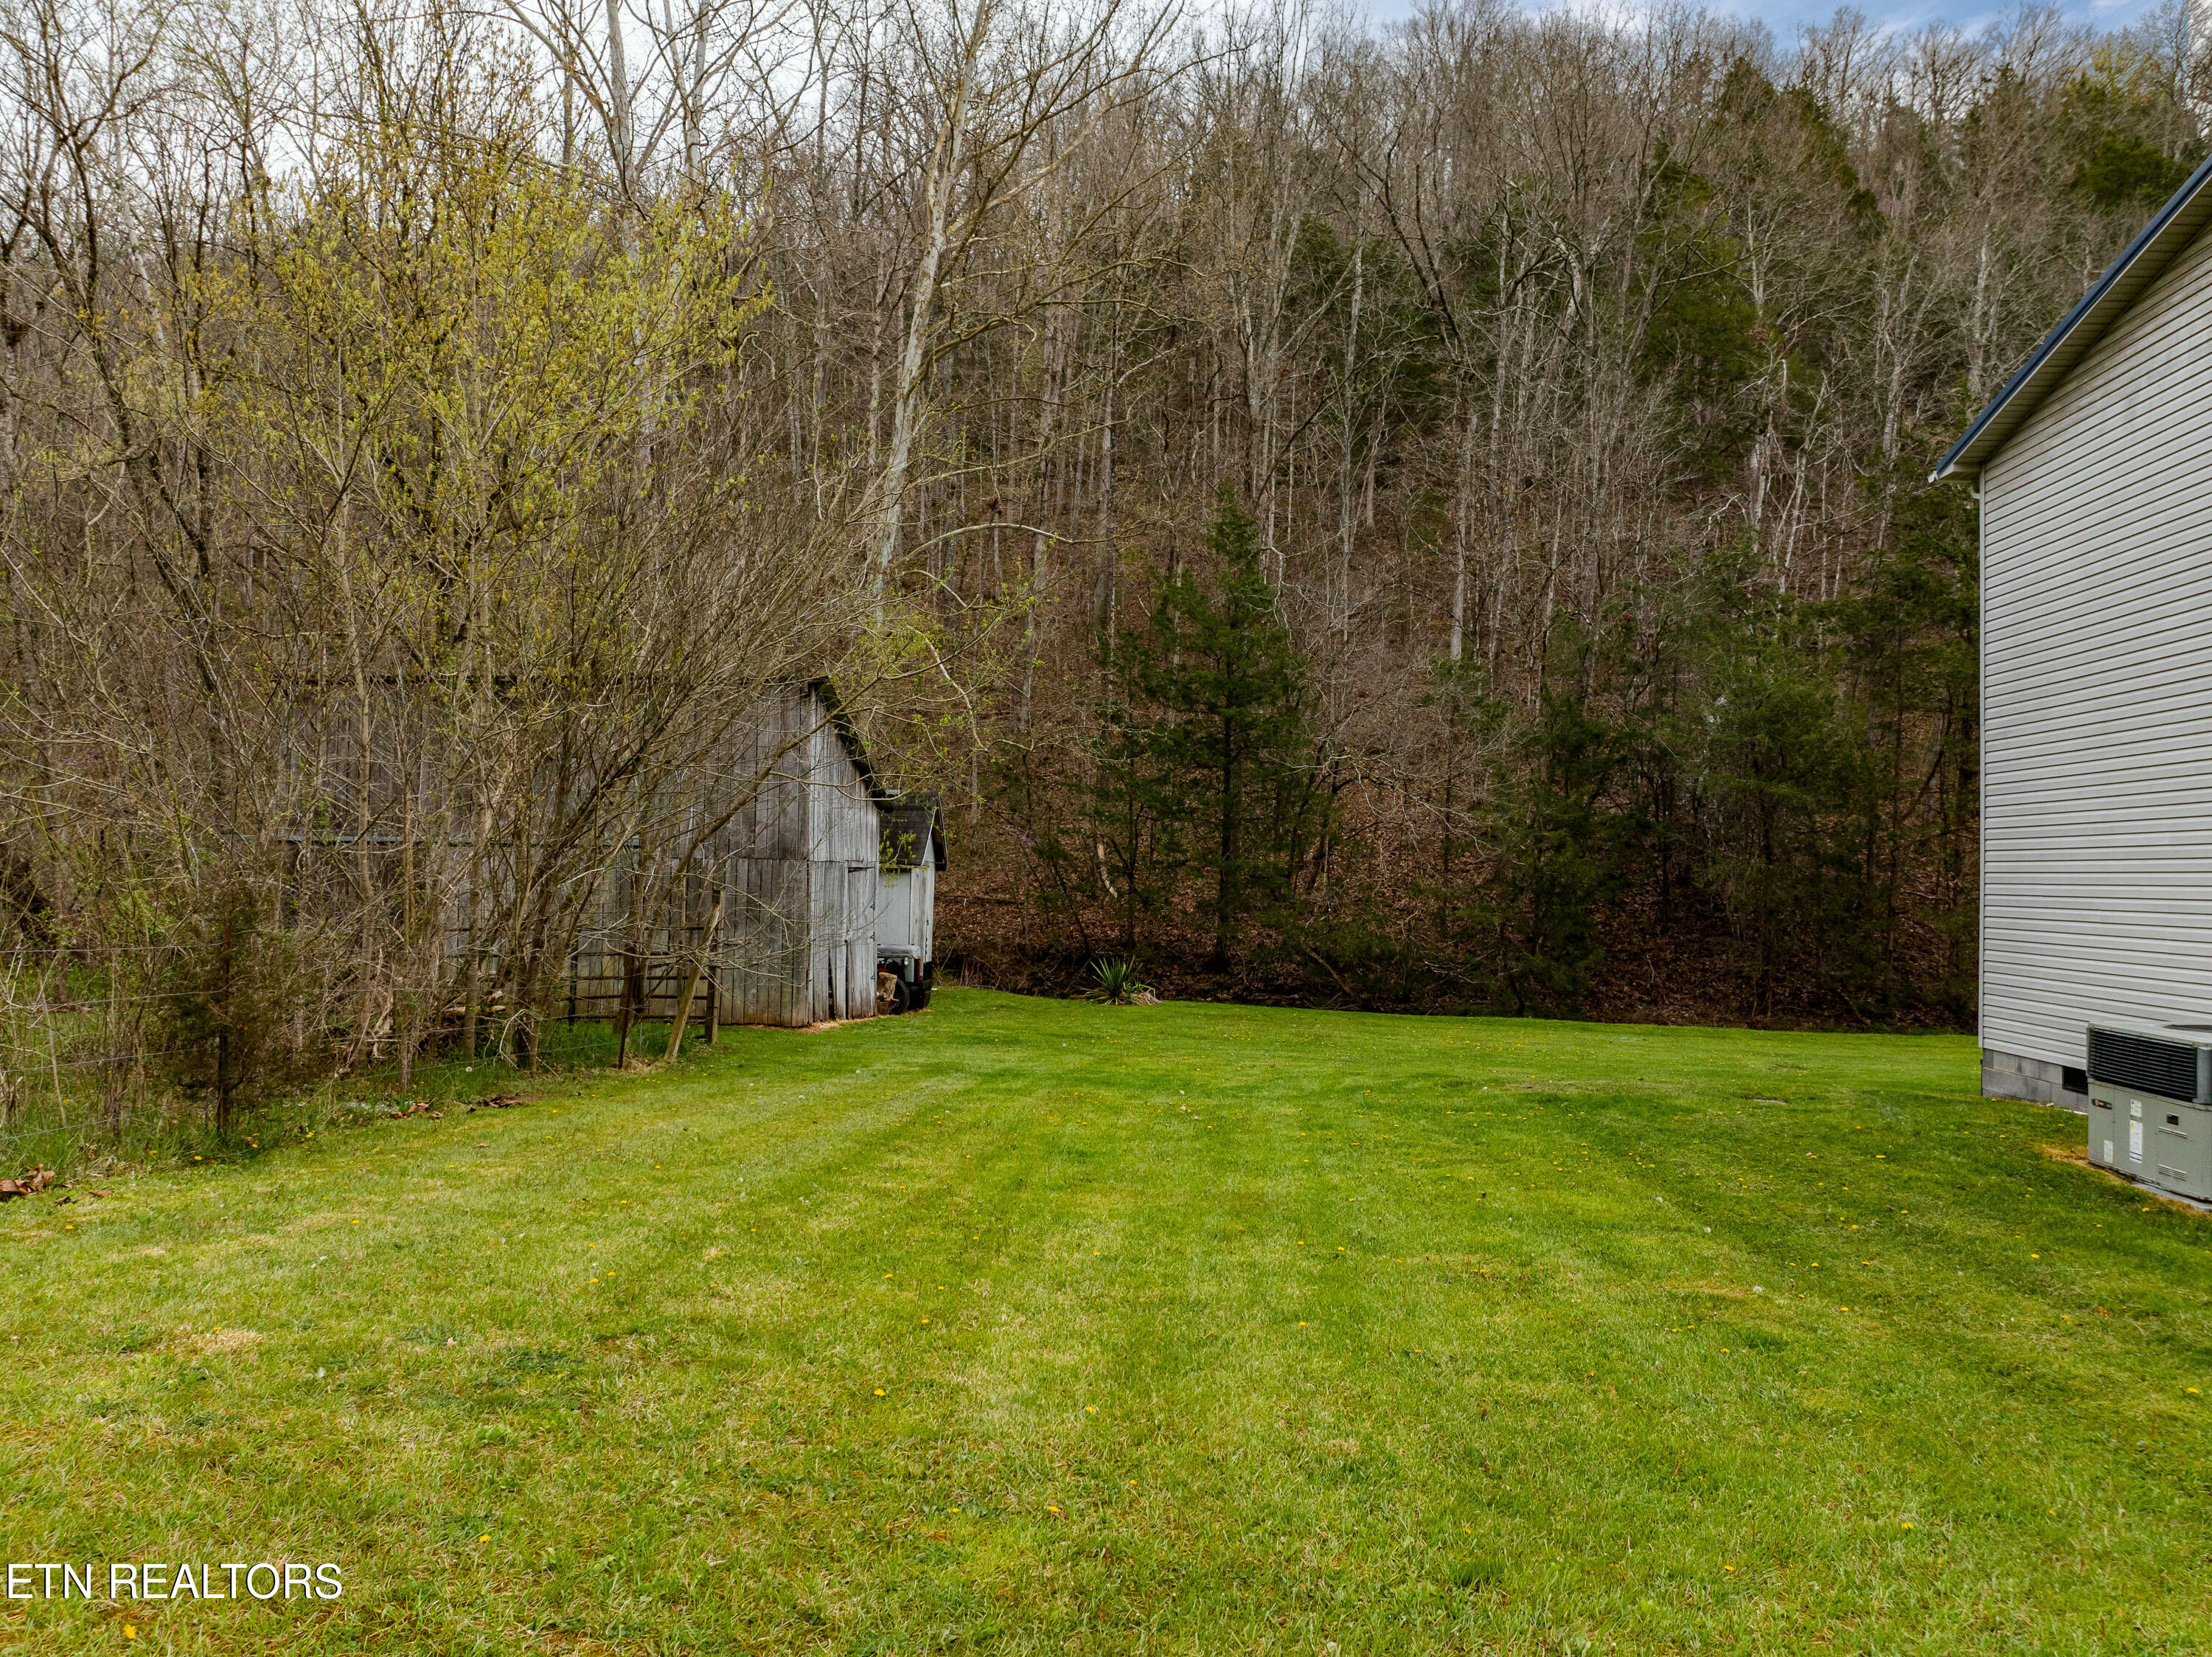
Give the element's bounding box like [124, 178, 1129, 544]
[0, 989, 2204, 1653]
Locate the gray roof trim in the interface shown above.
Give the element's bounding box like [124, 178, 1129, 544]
[1932, 149, 2212, 482]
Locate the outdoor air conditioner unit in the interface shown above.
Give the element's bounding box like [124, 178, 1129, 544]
[2084, 1020, 2212, 1201]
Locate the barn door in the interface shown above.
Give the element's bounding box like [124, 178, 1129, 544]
[847, 864, 876, 1016]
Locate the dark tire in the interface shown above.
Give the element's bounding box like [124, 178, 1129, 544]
[888, 975, 914, 1015]
[910, 974, 933, 1010]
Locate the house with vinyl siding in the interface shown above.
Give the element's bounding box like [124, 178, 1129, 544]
[1934, 151, 2212, 1111]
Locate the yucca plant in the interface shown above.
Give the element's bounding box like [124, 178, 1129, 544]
[1084, 957, 1150, 1005]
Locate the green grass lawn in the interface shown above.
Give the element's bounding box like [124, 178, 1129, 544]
[2, 990, 2205, 1655]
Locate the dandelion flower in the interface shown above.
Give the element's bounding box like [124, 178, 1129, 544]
[1085, 1405, 1097, 1413]
[874, 1389, 886, 1397]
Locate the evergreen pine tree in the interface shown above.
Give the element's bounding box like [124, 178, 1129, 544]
[1135, 489, 1321, 969]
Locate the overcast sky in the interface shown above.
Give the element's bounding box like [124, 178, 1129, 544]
[1355, 0, 2168, 42]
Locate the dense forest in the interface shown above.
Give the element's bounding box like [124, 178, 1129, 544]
[863, 0, 2206, 1026]
[1, 0, 2207, 1122]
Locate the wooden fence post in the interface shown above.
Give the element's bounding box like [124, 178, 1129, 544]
[213, 922, 236, 1137]
[615, 943, 638, 1066]
[665, 892, 725, 1063]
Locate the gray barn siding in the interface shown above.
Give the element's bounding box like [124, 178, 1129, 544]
[801, 718, 883, 1024]
[711, 689, 827, 1028]
[1980, 214, 2212, 1097]
[720, 856, 812, 1027]
[566, 684, 886, 1030]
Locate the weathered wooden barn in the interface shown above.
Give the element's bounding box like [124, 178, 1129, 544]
[1933, 150, 2212, 1111]
[568, 682, 939, 1032]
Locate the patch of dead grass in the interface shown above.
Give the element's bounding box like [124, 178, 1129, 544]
[176, 1327, 261, 1356]
[2039, 1142, 2209, 1214]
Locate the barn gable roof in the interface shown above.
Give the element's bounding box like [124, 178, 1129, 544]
[803, 682, 945, 869]
[1933, 149, 2212, 482]
[806, 678, 888, 804]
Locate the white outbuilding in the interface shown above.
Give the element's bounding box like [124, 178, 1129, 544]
[1934, 153, 2212, 1111]
[873, 793, 945, 1012]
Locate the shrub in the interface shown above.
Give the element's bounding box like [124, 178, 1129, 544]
[1085, 958, 1152, 1005]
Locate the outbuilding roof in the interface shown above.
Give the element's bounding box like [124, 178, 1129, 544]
[879, 793, 946, 872]
[1932, 149, 2212, 482]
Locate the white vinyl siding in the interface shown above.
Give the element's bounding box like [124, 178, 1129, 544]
[1980, 215, 2212, 1069]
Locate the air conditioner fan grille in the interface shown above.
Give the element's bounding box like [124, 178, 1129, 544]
[2087, 1028, 2200, 1101]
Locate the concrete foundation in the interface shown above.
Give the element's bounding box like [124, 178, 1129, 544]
[1983, 1046, 2090, 1114]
